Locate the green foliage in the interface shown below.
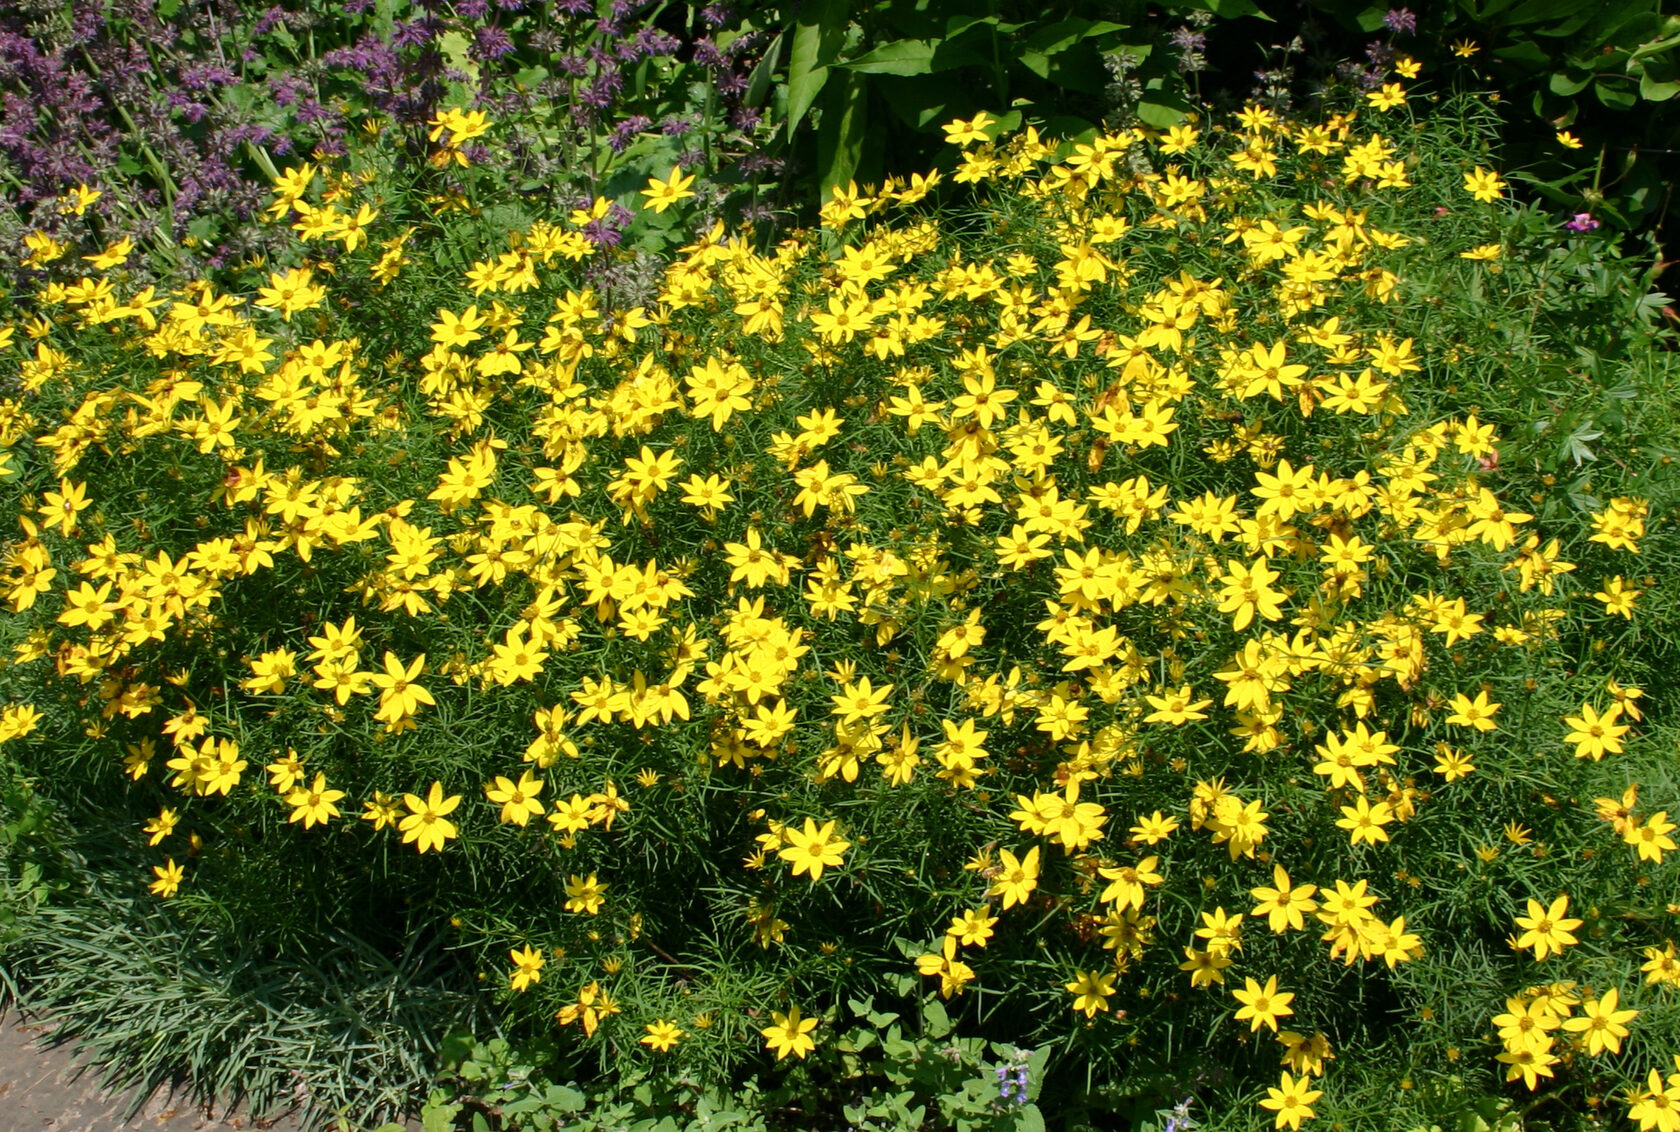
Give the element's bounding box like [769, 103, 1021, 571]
[413, 999, 1049, 1132]
[757, 1, 1252, 196]
[1304, 0, 1680, 232]
[2, 69, 1679, 1132]
[0, 781, 486, 1129]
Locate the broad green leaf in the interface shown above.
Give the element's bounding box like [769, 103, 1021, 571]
[1355, 5, 1391, 32]
[1507, 0, 1609, 30]
[1041, 115, 1099, 147]
[837, 39, 936, 75]
[1627, 27, 1680, 61]
[546, 1084, 587, 1112]
[1137, 95, 1192, 128]
[788, 0, 850, 138]
[922, 997, 951, 1038]
[745, 30, 784, 107]
[1018, 50, 1052, 81]
[437, 30, 481, 85]
[817, 69, 868, 197]
[1595, 78, 1639, 107]
[1176, 0, 1271, 16]
[1549, 68, 1593, 95]
[1021, 19, 1128, 57]
[1492, 41, 1551, 70]
[1639, 70, 1680, 99]
[1013, 1104, 1047, 1132]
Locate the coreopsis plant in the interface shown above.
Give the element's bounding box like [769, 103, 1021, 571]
[0, 82, 1677, 1130]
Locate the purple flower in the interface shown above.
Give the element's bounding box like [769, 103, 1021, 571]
[456, 0, 489, 18]
[1565, 212, 1600, 232]
[608, 114, 650, 151]
[660, 113, 693, 136]
[692, 37, 724, 68]
[554, 0, 591, 13]
[702, 4, 733, 26]
[391, 17, 436, 49]
[1383, 7, 1417, 34]
[730, 106, 762, 131]
[253, 7, 289, 35]
[639, 28, 680, 56]
[473, 25, 515, 60]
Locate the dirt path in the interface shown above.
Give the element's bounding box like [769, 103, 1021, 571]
[0, 1008, 306, 1131]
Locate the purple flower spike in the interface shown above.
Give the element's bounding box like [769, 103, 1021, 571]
[1384, 7, 1417, 34]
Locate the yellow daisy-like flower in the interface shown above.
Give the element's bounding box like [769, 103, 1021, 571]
[508, 944, 545, 992]
[777, 818, 850, 882]
[1513, 894, 1582, 961]
[761, 1004, 818, 1060]
[398, 781, 462, 854]
[641, 1020, 684, 1052]
[640, 168, 697, 213]
[1464, 167, 1506, 203]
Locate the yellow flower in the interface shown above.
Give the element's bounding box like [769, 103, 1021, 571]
[398, 781, 462, 853]
[1065, 968, 1117, 1018]
[1594, 576, 1640, 618]
[1432, 745, 1475, 782]
[1556, 130, 1583, 149]
[1561, 702, 1629, 761]
[943, 111, 996, 147]
[149, 858, 185, 897]
[947, 906, 998, 948]
[1625, 812, 1677, 864]
[640, 168, 697, 213]
[84, 237, 134, 270]
[1513, 895, 1582, 960]
[1366, 82, 1407, 110]
[989, 846, 1041, 910]
[641, 1020, 684, 1052]
[370, 651, 435, 723]
[286, 773, 345, 830]
[508, 944, 545, 992]
[564, 873, 609, 914]
[1561, 987, 1637, 1056]
[1233, 975, 1296, 1033]
[1260, 1071, 1323, 1130]
[1464, 167, 1506, 203]
[486, 770, 546, 826]
[1446, 690, 1501, 731]
[361, 791, 401, 831]
[777, 818, 849, 882]
[1250, 866, 1318, 934]
[1451, 39, 1480, 57]
[761, 1004, 818, 1060]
